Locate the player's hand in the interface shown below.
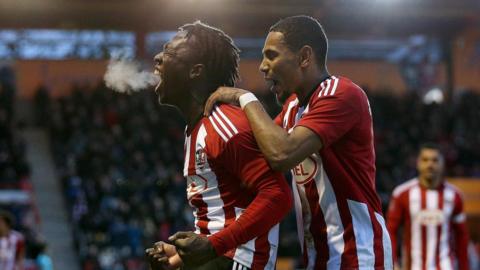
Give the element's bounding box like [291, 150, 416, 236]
[204, 87, 250, 116]
[168, 231, 217, 267]
[145, 241, 183, 270]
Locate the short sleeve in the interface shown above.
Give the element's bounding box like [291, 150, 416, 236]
[296, 90, 361, 148]
[221, 131, 274, 187]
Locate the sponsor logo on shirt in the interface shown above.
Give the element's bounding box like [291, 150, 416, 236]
[415, 209, 445, 226]
[292, 156, 318, 185]
[187, 175, 208, 201]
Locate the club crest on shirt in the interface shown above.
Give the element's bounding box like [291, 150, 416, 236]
[195, 146, 207, 170]
[415, 209, 445, 226]
[292, 156, 319, 185]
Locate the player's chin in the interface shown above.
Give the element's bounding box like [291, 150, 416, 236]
[276, 91, 290, 105]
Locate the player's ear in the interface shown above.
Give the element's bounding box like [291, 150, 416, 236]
[190, 64, 205, 80]
[299, 45, 314, 68]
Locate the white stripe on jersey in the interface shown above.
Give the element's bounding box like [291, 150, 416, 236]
[409, 186, 422, 270]
[292, 178, 305, 253]
[194, 125, 226, 233]
[347, 200, 375, 268]
[296, 183, 317, 270]
[314, 164, 344, 270]
[425, 190, 439, 269]
[233, 208, 255, 268]
[317, 81, 327, 96]
[183, 135, 192, 176]
[209, 116, 229, 142]
[375, 212, 393, 269]
[440, 187, 455, 270]
[212, 111, 234, 138]
[323, 78, 332, 96]
[266, 224, 279, 269]
[215, 107, 239, 134]
[330, 76, 340, 96]
[283, 98, 298, 128]
[232, 261, 249, 270]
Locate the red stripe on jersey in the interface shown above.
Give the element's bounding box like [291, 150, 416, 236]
[191, 193, 211, 235]
[420, 188, 427, 270]
[304, 181, 329, 269]
[252, 231, 271, 269]
[370, 206, 385, 268]
[338, 202, 359, 269]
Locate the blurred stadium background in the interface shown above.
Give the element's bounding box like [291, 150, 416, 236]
[0, 0, 479, 269]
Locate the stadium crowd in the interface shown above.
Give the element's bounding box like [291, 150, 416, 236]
[36, 82, 480, 270]
[1, 79, 49, 270]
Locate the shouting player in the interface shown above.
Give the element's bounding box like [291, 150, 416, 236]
[204, 15, 392, 269]
[146, 21, 292, 270]
[387, 143, 470, 270]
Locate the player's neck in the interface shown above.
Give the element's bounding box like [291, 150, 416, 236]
[419, 175, 443, 190]
[184, 105, 204, 134]
[184, 84, 213, 133]
[297, 69, 330, 106]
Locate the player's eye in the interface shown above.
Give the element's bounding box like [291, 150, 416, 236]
[263, 50, 278, 61]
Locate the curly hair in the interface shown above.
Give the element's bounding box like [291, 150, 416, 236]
[180, 21, 240, 88]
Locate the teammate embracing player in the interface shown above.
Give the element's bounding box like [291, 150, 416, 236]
[205, 16, 393, 270]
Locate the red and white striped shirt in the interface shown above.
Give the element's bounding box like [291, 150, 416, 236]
[275, 76, 392, 269]
[0, 230, 24, 270]
[184, 104, 292, 270]
[387, 179, 470, 270]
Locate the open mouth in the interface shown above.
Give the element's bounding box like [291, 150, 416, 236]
[154, 69, 163, 94]
[265, 78, 280, 93]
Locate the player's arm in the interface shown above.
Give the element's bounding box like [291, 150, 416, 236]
[451, 193, 470, 270]
[204, 87, 322, 172]
[208, 131, 292, 254]
[170, 132, 293, 265]
[386, 192, 405, 269]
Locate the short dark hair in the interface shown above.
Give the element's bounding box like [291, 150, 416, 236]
[419, 142, 441, 152]
[419, 142, 443, 158]
[0, 210, 14, 228]
[180, 21, 240, 88]
[270, 15, 328, 67]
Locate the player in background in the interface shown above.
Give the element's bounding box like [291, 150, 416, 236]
[146, 21, 292, 270]
[204, 15, 392, 270]
[0, 210, 25, 270]
[387, 143, 470, 270]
